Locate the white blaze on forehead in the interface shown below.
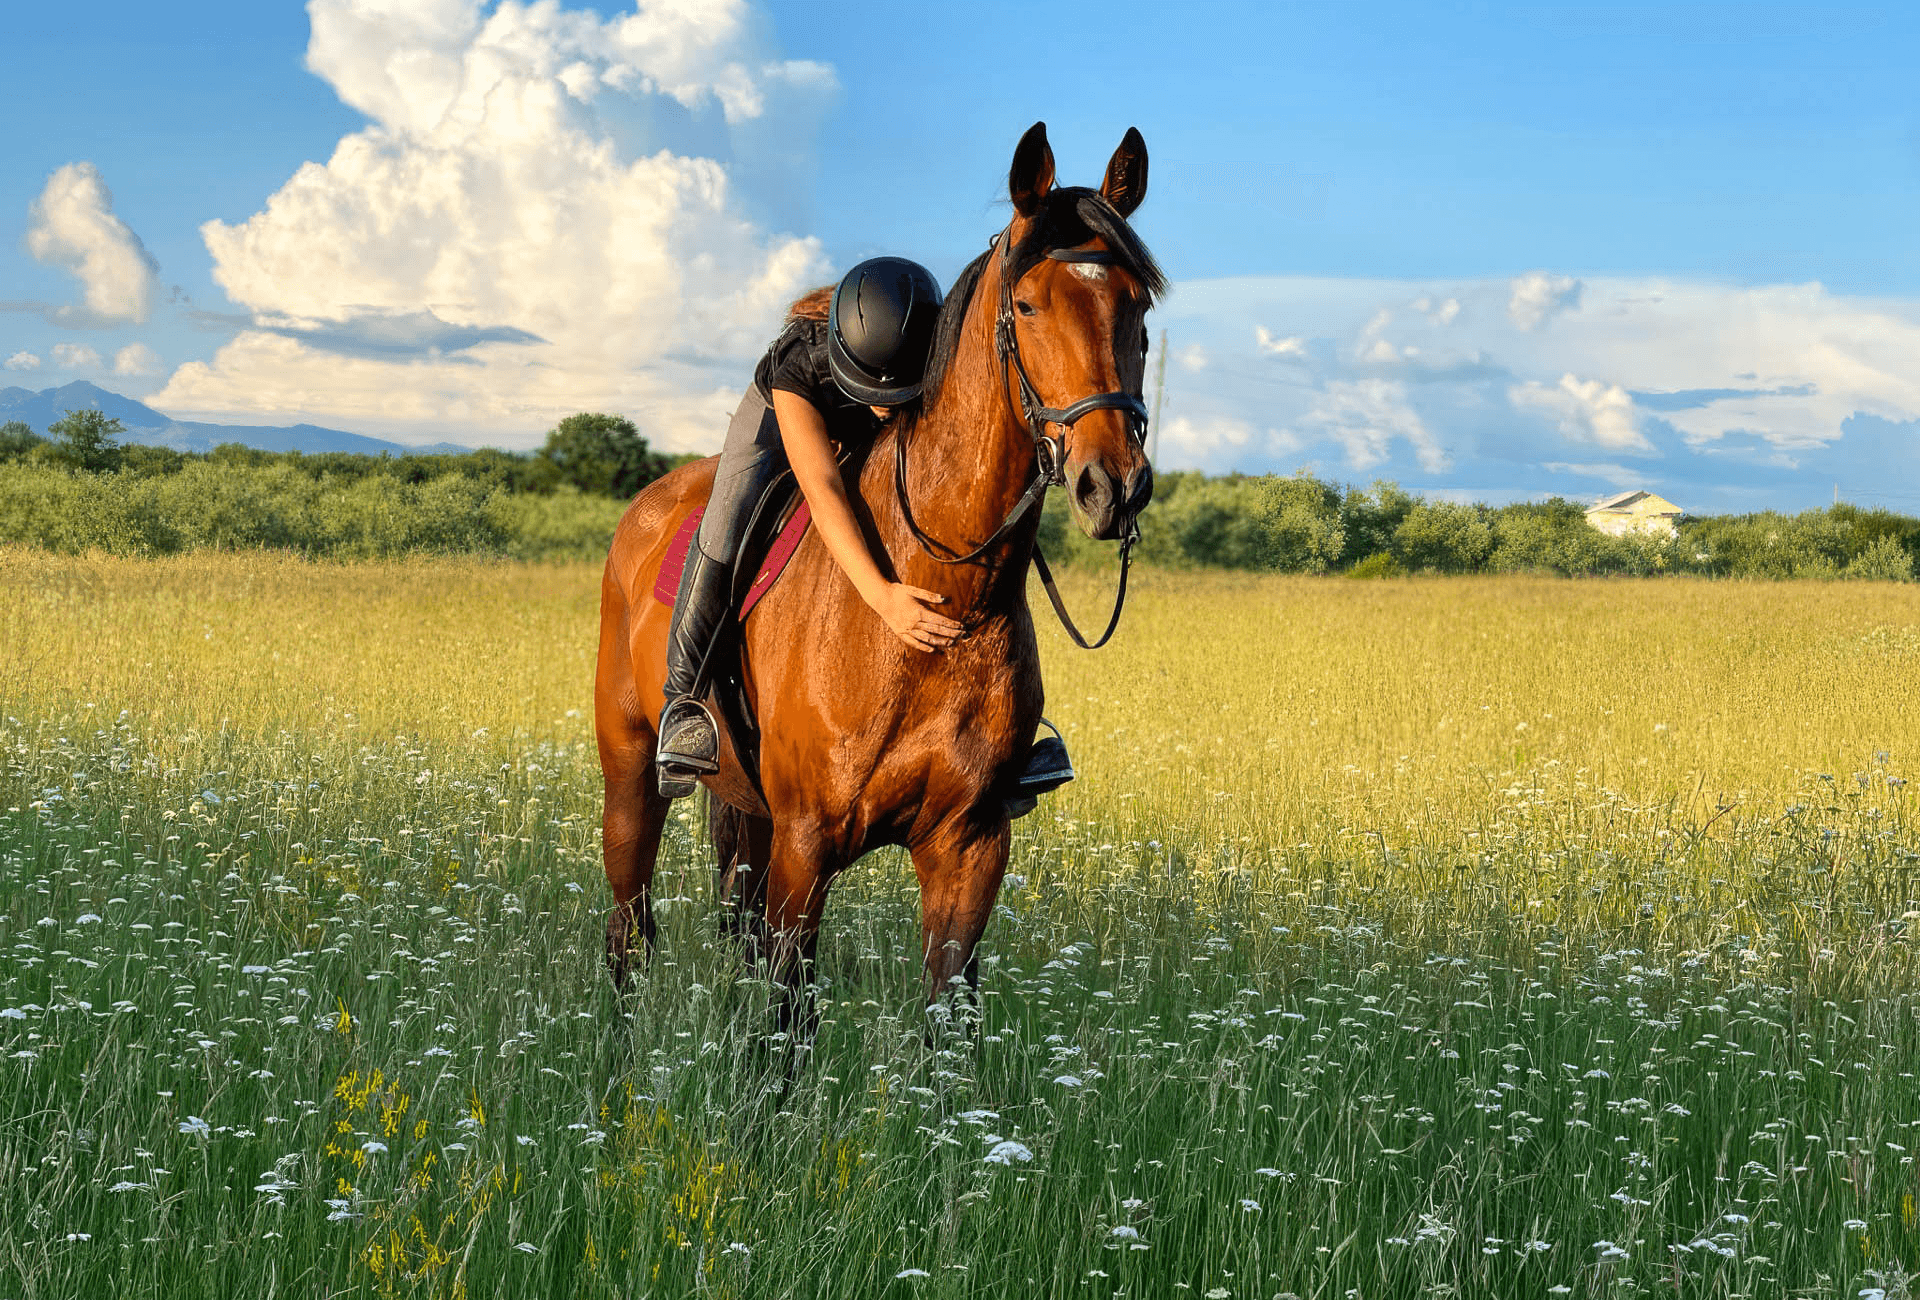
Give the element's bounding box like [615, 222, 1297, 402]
[1069, 262, 1109, 283]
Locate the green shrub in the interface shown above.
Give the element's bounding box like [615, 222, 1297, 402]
[5, 444, 1918, 580]
[1261, 473, 1345, 573]
[1394, 499, 1493, 572]
[0, 420, 44, 463]
[1339, 481, 1415, 567]
[1844, 533, 1916, 582]
[1348, 552, 1406, 579]
[1144, 473, 1273, 568]
[0, 462, 623, 561]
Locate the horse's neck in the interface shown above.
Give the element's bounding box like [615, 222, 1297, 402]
[863, 300, 1039, 613]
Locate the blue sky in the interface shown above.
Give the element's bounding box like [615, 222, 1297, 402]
[3, 0, 1918, 510]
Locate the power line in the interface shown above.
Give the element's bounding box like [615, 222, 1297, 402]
[1148, 327, 1167, 465]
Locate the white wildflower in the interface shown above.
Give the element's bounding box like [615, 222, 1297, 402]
[984, 1140, 1033, 1165]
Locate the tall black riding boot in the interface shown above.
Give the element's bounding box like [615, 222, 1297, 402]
[657, 546, 734, 798]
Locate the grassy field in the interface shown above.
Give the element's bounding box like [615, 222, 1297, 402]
[3, 549, 1919, 1299]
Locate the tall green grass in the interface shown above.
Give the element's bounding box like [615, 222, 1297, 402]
[3, 554, 1919, 1298]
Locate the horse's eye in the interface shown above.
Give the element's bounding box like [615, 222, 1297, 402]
[1014, 300, 1037, 317]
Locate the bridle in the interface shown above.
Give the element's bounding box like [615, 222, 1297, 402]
[893, 231, 1146, 649]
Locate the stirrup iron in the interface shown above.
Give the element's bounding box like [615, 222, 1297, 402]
[1005, 718, 1075, 818]
[657, 698, 720, 799]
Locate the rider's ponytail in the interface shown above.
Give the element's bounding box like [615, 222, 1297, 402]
[786, 285, 833, 323]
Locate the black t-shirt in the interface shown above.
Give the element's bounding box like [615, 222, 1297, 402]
[753, 318, 878, 443]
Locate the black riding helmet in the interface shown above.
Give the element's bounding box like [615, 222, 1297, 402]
[826, 257, 943, 406]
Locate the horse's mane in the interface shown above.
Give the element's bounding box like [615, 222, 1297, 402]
[910, 188, 1165, 418]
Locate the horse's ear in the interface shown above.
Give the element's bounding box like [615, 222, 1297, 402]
[1009, 121, 1055, 217]
[1101, 127, 1148, 217]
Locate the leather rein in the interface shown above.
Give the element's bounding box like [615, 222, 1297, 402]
[893, 236, 1146, 650]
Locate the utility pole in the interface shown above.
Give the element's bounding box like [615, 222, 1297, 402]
[1148, 327, 1167, 465]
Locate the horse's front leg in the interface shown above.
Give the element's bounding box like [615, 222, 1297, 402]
[911, 814, 1011, 1035]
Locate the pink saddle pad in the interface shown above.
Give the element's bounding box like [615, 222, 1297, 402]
[653, 502, 814, 618]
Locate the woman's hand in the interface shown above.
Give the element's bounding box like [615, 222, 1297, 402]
[868, 582, 964, 652]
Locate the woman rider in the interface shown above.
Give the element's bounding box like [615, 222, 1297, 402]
[654, 257, 1072, 808]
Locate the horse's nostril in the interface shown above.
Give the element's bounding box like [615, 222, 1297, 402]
[1124, 463, 1153, 512]
[1073, 463, 1113, 511]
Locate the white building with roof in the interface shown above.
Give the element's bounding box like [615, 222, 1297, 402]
[1585, 490, 1683, 538]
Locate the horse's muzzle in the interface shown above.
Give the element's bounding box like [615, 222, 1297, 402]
[1072, 460, 1153, 540]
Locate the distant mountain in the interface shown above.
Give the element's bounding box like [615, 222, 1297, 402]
[0, 381, 471, 456]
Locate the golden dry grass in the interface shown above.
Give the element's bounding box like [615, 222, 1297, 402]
[6, 548, 1914, 849]
[1040, 567, 1920, 844]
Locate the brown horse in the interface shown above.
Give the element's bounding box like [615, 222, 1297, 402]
[594, 121, 1163, 1023]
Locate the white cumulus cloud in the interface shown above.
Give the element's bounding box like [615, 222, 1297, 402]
[1255, 326, 1306, 358]
[1298, 378, 1450, 473]
[1509, 373, 1652, 453]
[113, 343, 162, 376]
[4, 351, 41, 372]
[1159, 414, 1250, 459]
[51, 343, 103, 369]
[1176, 343, 1207, 371]
[1508, 271, 1581, 331]
[148, 0, 837, 449]
[25, 162, 161, 325]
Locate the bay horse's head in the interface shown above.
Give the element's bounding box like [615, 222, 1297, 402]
[999, 122, 1165, 541]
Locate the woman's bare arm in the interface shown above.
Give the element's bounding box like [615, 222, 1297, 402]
[772, 389, 963, 652]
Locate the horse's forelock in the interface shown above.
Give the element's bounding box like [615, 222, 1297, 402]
[902, 188, 1162, 425]
[1007, 187, 1166, 302]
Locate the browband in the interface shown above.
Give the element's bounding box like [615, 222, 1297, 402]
[1045, 249, 1120, 264]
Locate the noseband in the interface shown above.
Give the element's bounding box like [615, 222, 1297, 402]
[893, 233, 1145, 649]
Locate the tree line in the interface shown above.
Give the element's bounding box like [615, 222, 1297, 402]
[0, 410, 677, 560]
[3, 409, 1915, 579]
[1038, 471, 1918, 581]
[0, 409, 693, 498]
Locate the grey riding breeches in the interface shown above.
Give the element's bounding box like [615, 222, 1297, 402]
[697, 386, 786, 565]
